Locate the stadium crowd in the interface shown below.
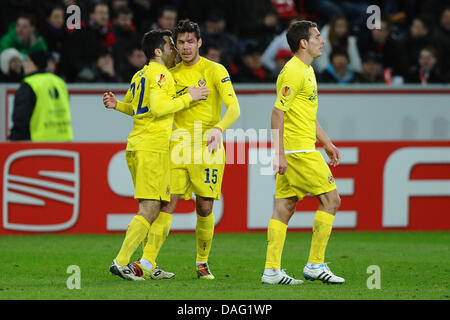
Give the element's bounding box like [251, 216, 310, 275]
[0, 0, 449, 84]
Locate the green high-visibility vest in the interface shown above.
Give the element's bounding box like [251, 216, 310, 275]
[23, 73, 73, 141]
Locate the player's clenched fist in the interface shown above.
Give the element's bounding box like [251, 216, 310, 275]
[103, 91, 117, 109]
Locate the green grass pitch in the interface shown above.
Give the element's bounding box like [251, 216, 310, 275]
[0, 232, 448, 300]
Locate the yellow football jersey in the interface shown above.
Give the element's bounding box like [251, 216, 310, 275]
[170, 57, 240, 145]
[118, 62, 192, 152]
[274, 56, 318, 151]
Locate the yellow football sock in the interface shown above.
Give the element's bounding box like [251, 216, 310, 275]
[141, 211, 173, 249]
[141, 212, 172, 268]
[264, 219, 288, 269]
[115, 215, 150, 266]
[196, 212, 215, 263]
[308, 210, 335, 264]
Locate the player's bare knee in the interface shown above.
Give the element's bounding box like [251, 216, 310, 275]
[332, 193, 341, 210]
[196, 202, 213, 217]
[323, 193, 341, 214]
[195, 195, 214, 217]
[273, 197, 297, 223]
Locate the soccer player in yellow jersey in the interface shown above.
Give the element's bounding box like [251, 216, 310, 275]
[165, 20, 240, 280]
[112, 20, 240, 280]
[261, 20, 345, 285]
[105, 29, 210, 280]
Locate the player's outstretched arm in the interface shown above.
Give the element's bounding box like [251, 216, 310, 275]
[316, 121, 340, 167]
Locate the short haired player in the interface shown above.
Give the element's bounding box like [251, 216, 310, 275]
[261, 20, 345, 285]
[105, 29, 209, 280]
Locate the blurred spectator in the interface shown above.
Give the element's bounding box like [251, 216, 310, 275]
[274, 48, 292, 73]
[151, 4, 178, 31]
[431, 6, 450, 79]
[0, 48, 23, 82]
[357, 17, 409, 79]
[232, 43, 274, 82]
[202, 43, 222, 63]
[119, 45, 147, 81]
[63, 1, 116, 81]
[0, 13, 48, 57]
[318, 48, 355, 84]
[406, 46, 446, 84]
[9, 50, 73, 141]
[354, 52, 384, 83]
[77, 49, 121, 82]
[111, 0, 130, 12]
[271, 0, 299, 28]
[111, 6, 140, 72]
[313, 14, 362, 73]
[0, 0, 32, 36]
[416, 0, 448, 23]
[230, 0, 281, 49]
[406, 16, 433, 69]
[39, 6, 68, 75]
[381, 0, 421, 39]
[47, 52, 58, 74]
[201, 9, 243, 71]
[130, 0, 154, 34]
[261, 20, 295, 74]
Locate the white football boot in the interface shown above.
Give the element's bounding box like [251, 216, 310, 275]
[303, 263, 345, 284]
[261, 269, 304, 285]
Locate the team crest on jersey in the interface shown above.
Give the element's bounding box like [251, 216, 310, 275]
[328, 175, 335, 184]
[198, 78, 207, 87]
[281, 85, 291, 98]
[156, 73, 167, 86]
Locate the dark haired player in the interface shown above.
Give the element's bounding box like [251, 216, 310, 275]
[261, 20, 345, 285]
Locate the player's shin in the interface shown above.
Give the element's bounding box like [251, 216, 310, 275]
[116, 215, 150, 266]
[195, 212, 215, 263]
[142, 211, 172, 249]
[307, 210, 335, 264]
[264, 219, 288, 270]
[141, 212, 172, 269]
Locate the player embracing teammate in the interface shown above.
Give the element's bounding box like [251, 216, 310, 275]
[106, 20, 240, 280]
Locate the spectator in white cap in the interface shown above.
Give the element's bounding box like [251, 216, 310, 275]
[0, 47, 23, 82]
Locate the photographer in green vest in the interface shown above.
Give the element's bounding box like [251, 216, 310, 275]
[9, 50, 73, 141]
